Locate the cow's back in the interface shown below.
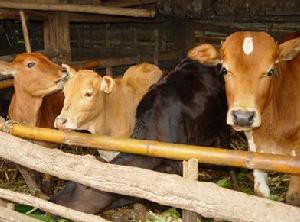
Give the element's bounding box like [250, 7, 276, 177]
[132, 59, 228, 147]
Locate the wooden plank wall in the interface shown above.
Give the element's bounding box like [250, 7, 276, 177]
[70, 22, 176, 61]
[0, 20, 43, 56]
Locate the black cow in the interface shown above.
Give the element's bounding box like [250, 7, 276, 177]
[50, 59, 229, 213]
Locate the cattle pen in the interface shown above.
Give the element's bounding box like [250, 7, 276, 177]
[0, 1, 299, 222]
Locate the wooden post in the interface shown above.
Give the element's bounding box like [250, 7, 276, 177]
[105, 66, 113, 76]
[19, 10, 31, 53]
[154, 28, 159, 65]
[44, 0, 71, 62]
[44, 13, 71, 62]
[182, 159, 199, 222]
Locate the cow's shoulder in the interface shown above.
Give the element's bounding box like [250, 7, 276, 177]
[122, 63, 162, 94]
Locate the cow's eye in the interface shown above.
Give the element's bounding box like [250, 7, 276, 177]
[27, 62, 35, 68]
[84, 92, 93, 97]
[219, 66, 228, 76]
[267, 68, 275, 77]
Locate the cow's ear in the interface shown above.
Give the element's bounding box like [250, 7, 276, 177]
[278, 37, 300, 61]
[188, 44, 221, 66]
[100, 76, 115, 93]
[62, 63, 76, 78]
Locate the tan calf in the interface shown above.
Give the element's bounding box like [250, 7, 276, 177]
[54, 63, 162, 161]
[188, 31, 300, 206]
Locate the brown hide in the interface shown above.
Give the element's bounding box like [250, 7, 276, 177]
[188, 31, 300, 206]
[1, 53, 66, 128]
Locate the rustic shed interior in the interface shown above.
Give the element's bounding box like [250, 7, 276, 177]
[0, 0, 299, 76]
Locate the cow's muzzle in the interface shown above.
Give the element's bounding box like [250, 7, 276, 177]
[231, 110, 255, 127]
[227, 108, 261, 130]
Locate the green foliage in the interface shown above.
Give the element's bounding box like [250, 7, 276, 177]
[216, 178, 232, 189]
[15, 204, 70, 222]
[144, 208, 181, 222]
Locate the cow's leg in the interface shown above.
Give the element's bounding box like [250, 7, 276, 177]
[245, 131, 270, 198]
[286, 176, 300, 206]
[50, 154, 163, 213]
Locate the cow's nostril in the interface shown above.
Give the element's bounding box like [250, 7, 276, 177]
[231, 110, 256, 127]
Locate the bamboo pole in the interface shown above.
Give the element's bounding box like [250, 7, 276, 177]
[19, 10, 31, 53]
[1, 121, 300, 175]
[0, 188, 109, 222]
[0, 79, 14, 89]
[0, 2, 155, 18]
[0, 131, 299, 222]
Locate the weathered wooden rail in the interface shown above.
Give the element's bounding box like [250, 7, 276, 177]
[0, 131, 299, 222]
[0, 1, 155, 18]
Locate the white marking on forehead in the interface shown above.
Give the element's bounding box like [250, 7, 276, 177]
[242, 37, 254, 55]
[291, 149, 297, 157]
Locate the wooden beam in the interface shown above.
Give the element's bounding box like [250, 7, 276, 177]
[102, 0, 157, 7]
[0, 188, 109, 222]
[0, 2, 155, 18]
[0, 9, 160, 23]
[0, 131, 300, 222]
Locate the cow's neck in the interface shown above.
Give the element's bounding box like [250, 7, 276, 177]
[254, 56, 300, 153]
[99, 83, 134, 137]
[9, 87, 43, 126]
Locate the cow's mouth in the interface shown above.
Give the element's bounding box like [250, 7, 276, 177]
[231, 125, 253, 132]
[55, 71, 69, 89]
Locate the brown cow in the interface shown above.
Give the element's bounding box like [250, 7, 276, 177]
[54, 63, 162, 161]
[188, 31, 300, 206]
[0, 53, 67, 196]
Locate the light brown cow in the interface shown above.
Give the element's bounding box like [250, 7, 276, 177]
[188, 31, 300, 206]
[54, 63, 162, 161]
[0, 53, 67, 196]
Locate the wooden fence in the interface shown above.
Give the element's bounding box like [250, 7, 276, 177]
[0, 119, 299, 222]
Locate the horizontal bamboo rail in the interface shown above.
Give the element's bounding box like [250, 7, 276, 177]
[0, 79, 14, 89]
[0, 2, 155, 18]
[1, 120, 299, 175]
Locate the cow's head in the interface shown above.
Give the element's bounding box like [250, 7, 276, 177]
[54, 66, 115, 132]
[0, 53, 68, 96]
[188, 31, 300, 131]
